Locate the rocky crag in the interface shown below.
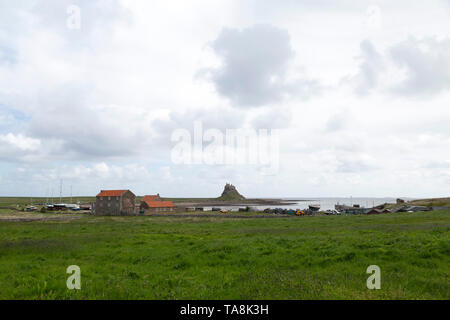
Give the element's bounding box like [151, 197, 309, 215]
[217, 183, 246, 201]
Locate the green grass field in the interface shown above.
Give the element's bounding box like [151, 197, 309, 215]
[0, 210, 448, 300]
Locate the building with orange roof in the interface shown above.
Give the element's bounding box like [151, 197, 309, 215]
[140, 195, 176, 214]
[93, 189, 136, 216]
[141, 194, 161, 203]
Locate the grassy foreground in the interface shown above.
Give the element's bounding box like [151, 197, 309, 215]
[0, 211, 448, 300]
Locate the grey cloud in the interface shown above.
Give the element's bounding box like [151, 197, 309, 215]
[0, 162, 160, 197]
[0, 106, 28, 133]
[0, 46, 17, 66]
[389, 37, 450, 96]
[26, 85, 149, 159]
[5, 82, 250, 163]
[336, 162, 369, 173]
[325, 110, 350, 132]
[197, 166, 241, 182]
[251, 108, 292, 129]
[205, 24, 320, 107]
[336, 158, 375, 173]
[168, 107, 245, 130]
[152, 106, 247, 148]
[348, 37, 450, 98]
[424, 160, 450, 169]
[352, 40, 383, 96]
[0, 0, 130, 51]
[31, 0, 130, 34]
[246, 0, 367, 18]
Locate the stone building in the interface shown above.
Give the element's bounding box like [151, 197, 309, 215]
[93, 190, 136, 216]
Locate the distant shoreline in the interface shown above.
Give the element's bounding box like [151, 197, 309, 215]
[168, 198, 299, 207]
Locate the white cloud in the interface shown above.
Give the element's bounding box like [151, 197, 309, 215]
[0, 133, 42, 163]
[0, 133, 40, 151]
[0, 0, 449, 197]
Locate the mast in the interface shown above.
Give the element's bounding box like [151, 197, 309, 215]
[59, 179, 63, 203]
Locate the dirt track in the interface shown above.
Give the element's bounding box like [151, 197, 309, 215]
[145, 213, 296, 219]
[0, 216, 84, 222]
[0, 213, 302, 222]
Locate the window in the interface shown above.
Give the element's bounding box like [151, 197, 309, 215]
[108, 196, 111, 200]
[116, 196, 119, 200]
[107, 203, 110, 207]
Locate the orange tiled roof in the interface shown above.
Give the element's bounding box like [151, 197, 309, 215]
[143, 200, 175, 208]
[97, 190, 128, 197]
[142, 195, 160, 202]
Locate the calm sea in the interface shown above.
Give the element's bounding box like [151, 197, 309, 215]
[203, 197, 403, 211]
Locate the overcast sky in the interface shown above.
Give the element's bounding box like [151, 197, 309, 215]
[0, 0, 449, 198]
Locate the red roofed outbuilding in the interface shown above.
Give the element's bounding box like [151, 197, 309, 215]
[141, 194, 161, 203]
[93, 189, 136, 216]
[140, 195, 176, 213]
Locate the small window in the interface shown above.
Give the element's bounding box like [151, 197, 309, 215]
[116, 196, 119, 200]
[108, 203, 111, 207]
[108, 196, 111, 200]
